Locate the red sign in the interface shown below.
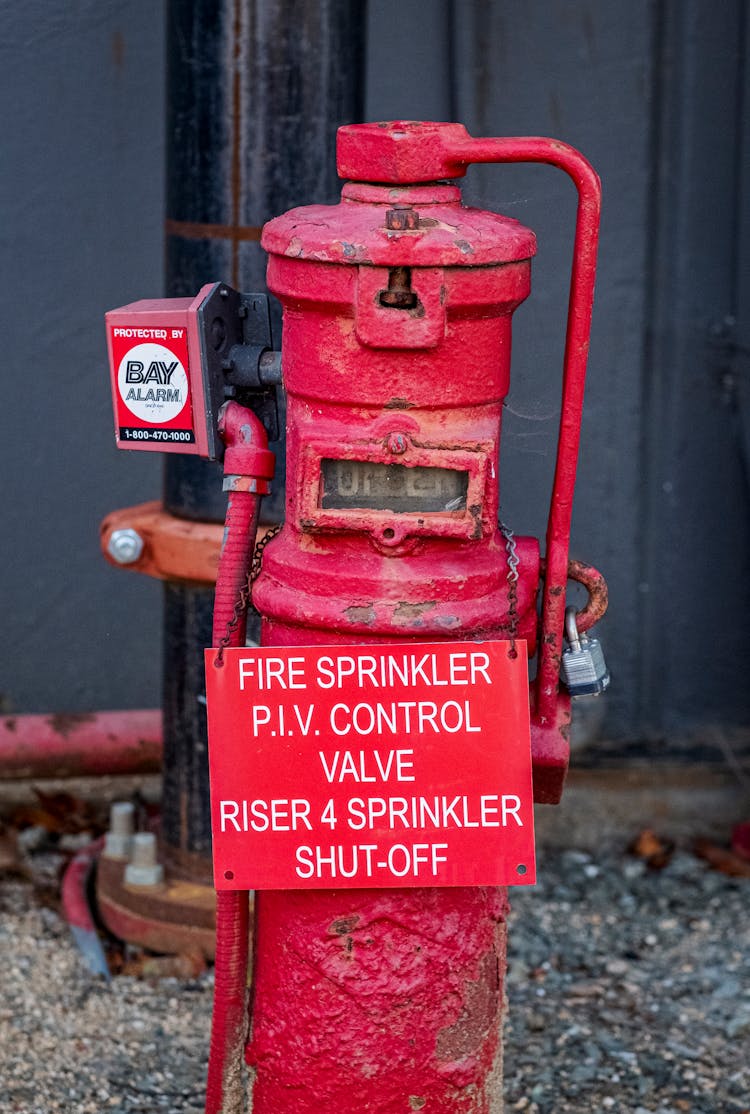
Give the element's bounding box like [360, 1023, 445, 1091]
[107, 321, 196, 448]
[205, 642, 535, 890]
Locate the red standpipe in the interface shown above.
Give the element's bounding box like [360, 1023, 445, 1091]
[204, 402, 274, 1114]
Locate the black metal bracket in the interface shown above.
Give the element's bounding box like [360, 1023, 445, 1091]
[195, 283, 281, 460]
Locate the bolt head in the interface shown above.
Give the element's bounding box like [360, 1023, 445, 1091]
[108, 528, 144, 565]
[387, 432, 408, 455]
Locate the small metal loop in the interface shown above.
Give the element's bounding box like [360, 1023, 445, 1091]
[566, 559, 608, 633]
[538, 556, 609, 635]
[564, 605, 582, 651]
[248, 522, 282, 590]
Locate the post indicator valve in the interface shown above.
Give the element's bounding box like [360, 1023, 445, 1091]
[105, 283, 281, 460]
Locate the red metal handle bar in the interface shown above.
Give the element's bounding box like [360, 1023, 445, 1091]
[443, 136, 602, 723]
[566, 559, 608, 633]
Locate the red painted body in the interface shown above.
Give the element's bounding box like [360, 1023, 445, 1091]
[242, 123, 602, 1112]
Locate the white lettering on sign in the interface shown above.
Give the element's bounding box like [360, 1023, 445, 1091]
[113, 327, 169, 339]
[236, 650, 491, 691]
[238, 656, 307, 690]
[219, 799, 313, 832]
[329, 700, 479, 736]
[294, 842, 450, 880]
[206, 643, 536, 890]
[345, 794, 523, 830]
[318, 749, 415, 783]
[317, 651, 492, 689]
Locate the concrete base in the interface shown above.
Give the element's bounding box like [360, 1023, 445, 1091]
[535, 764, 749, 850]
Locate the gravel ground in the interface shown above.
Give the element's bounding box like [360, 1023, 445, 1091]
[0, 839, 748, 1113]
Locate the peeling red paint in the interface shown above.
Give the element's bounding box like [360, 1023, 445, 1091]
[394, 600, 437, 621]
[248, 888, 508, 1112]
[343, 604, 376, 624]
[48, 711, 96, 738]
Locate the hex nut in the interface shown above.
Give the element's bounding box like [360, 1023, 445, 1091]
[124, 832, 164, 888]
[103, 801, 135, 860]
[108, 528, 144, 565]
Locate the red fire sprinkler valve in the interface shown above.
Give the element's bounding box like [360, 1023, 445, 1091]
[102, 119, 610, 1114]
[230, 121, 608, 1114]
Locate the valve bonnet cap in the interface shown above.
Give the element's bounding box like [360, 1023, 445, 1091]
[337, 121, 470, 184]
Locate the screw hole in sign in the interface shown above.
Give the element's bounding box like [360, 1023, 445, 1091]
[516, 864, 527, 876]
[382, 528, 395, 539]
[224, 870, 234, 880]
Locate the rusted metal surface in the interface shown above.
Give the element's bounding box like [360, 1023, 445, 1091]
[0, 710, 162, 780]
[566, 558, 609, 632]
[100, 501, 223, 583]
[100, 501, 277, 585]
[97, 854, 219, 959]
[378, 265, 419, 308]
[161, 840, 215, 888]
[261, 180, 536, 268]
[164, 218, 263, 243]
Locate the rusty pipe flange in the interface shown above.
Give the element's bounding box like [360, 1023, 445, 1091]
[100, 500, 224, 584]
[100, 500, 278, 585]
[96, 853, 238, 960]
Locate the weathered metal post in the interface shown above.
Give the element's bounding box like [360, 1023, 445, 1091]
[159, 0, 365, 883]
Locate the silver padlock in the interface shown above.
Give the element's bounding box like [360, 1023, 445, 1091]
[560, 605, 610, 696]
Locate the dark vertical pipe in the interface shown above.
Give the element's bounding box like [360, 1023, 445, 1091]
[161, 0, 365, 872]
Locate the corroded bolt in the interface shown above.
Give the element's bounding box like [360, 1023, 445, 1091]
[379, 266, 418, 309]
[387, 432, 408, 455]
[124, 832, 164, 888]
[103, 801, 135, 860]
[385, 206, 419, 231]
[107, 528, 144, 565]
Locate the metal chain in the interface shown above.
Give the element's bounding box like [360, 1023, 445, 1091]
[215, 523, 282, 665]
[249, 522, 282, 587]
[499, 519, 519, 659]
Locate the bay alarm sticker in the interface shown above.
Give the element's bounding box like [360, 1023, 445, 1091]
[205, 641, 536, 890]
[109, 325, 195, 445]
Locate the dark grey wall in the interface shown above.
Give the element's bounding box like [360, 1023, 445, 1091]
[0, 2, 163, 714]
[2, 1, 748, 744]
[367, 0, 750, 741]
